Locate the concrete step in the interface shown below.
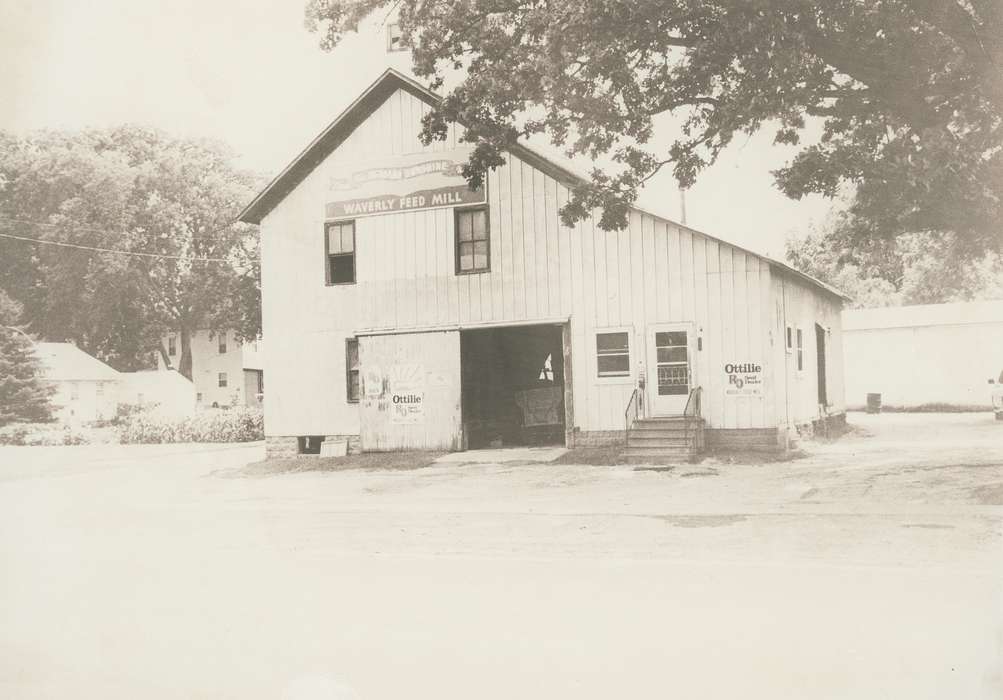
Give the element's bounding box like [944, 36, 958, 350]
[627, 434, 693, 446]
[634, 416, 703, 424]
[628, 427, 699, 438]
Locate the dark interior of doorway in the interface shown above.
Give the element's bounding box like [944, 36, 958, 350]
[461, 325, 566, 449]
[815, 323, 828, 406]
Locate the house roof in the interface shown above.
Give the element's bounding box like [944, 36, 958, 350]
[34, 342, 120, 382]
[240, 68, 847, 303]
[843, 299, 1003, 331]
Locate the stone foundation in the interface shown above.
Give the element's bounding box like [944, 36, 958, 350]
[795, 411, 848, 440]
[568, 429, 625, 447]
[705, 428, 783, 453]
[265, 434, 362, 460]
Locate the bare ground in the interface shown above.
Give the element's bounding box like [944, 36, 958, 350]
[0, 412, 1000, 699]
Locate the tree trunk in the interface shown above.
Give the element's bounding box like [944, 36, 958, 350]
[178, 327, 193, 381]
[157, 343, 171, 370]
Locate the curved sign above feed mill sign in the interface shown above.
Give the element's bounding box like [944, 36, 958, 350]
[325, 146, 485, 219]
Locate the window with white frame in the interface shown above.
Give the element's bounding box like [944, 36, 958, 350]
[596, 331, 630, 378]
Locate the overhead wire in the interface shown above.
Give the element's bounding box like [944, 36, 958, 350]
[0, 215, 251, 264]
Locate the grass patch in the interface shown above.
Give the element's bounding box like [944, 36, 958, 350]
[238, 451, 446, 476]
[552, 446, 624, 465]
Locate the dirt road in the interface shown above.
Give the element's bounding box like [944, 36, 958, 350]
[1, 413, 1000, 699]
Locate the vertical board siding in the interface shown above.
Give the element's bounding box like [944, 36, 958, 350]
[260, 87, 842, 439]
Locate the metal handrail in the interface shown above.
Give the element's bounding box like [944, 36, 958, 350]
[624, 386, 643, 446]
[683, 386, 702, 418]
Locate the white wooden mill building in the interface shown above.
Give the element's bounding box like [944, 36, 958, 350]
[240, 70, 847, 460]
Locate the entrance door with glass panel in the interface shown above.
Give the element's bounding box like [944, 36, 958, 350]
[646, 324, 693, 416]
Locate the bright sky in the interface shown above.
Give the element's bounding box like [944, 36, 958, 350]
[2, 0, 837, 258]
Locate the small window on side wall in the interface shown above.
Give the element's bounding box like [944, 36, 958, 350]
[326, 221, 356, 285]
[346, 338, 360, 403]
[796, 328, 804, 372]
[455, 207, 489, 274]
[785, 325, 793, 354]
[218, 372, 228, 388]
[596, 332, 630, 378]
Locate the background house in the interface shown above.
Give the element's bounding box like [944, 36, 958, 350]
[842, 300, 1003, 410]
[118, 370, 196, 418]
[158, 330, 264, 408]
[33, 342, 120, 424]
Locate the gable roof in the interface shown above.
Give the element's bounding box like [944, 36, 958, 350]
[239, 69, 581, 227]
[240, 68, 847, 303]
[35, 342, 120, 382]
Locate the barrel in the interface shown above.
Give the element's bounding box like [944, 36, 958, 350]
[866, 393, 882, 414]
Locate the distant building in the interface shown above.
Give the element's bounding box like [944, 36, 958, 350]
[118, 370, 196, 418]
[33, 342, 120, 424]
[158, 330, 264, 408]
[842, 300, 1003, 409]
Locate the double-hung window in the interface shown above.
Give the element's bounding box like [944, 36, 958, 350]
[596, 331, 630, 378]
[218, 334, 227, 354]
[455, 207, 489, 274]
[326, 221, 356, 285]
[168, 335, 176, 356]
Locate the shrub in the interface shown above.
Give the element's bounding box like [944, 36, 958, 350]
[118, 406, 264, 444]
[0, 423, 90, 446]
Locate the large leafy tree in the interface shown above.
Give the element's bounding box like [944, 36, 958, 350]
[0, 127, 262, 378]
[306, 0, 1002, 258]
[0, 288, 54, 426]
[787, 211, 1003, 308]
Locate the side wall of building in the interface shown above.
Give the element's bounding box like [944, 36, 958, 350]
[160, 330, 247, 408]
[260, 87, 841, 446]
[770, 271, 846, 437]
[843, 322, 1001, 409]
[50, 380, 119, 424]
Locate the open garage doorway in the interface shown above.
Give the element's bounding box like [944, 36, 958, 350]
[460, 324, 568, 449]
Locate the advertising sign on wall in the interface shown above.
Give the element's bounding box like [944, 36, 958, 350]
[724, 362, 764, 397]
[325, 147, 485, 219]
[389, 363, 426, 424]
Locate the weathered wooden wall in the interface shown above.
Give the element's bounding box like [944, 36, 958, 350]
[359, 331, 462, 451]
[259, 86, 844, 439]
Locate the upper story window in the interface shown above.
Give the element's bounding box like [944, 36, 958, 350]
[596, 331, 630, 378]
[455, 207, 489, 274]
[326, 221, 356, 285]
[218, 372, 228, 388]
[386, 23, 407, 52]
[218, 334, 227, 354]
[785, 325, 793, 354]
[168, 335, 176, 356]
